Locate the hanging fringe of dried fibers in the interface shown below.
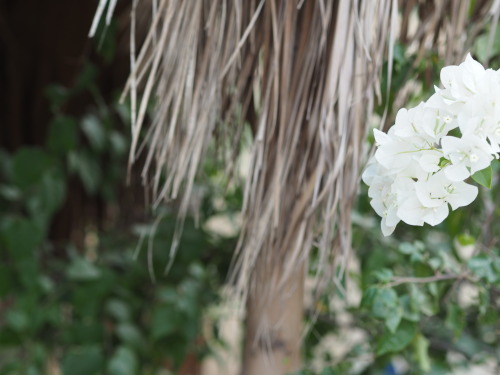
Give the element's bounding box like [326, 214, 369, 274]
[89, 0, 499, 302]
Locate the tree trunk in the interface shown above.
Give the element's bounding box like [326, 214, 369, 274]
[243, 261, 305, 375]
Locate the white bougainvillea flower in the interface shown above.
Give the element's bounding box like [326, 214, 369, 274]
[391, 174, 442, 226]
[440, 53, 486, 101]
[364, 54, 496, 236]
[455, 114, 500, 154]
[373, 129, 417, 173]
[391, 104, 429, 140]
[416, 150, 441, 173]
[486, 122, 500, 153]
[424, 93, 459, 139]
[415, 171, 478, 211]
[441, 134, 493, 181]
[441, 180, 478, 210]
[398, 193, 449, 226]
[391, 102, 455, 144]
[365, 173, 400, 236]
[361, 157, 381, 186]
[374, 105, 447, 176]
[397, 171, 478, 227]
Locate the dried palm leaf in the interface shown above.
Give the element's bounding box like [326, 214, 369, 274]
[92, 0, 394, 300]
[89, 2, 497, 371]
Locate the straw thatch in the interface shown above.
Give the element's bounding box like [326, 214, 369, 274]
[90, 1, 498, 369]
[92, 0, 395, 296]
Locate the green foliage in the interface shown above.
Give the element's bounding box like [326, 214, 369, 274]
[0, 31, 235, 374]
[471, 165, 493, 189]
[0, 108, 233, 374]
[376, 321, 417, 356]
[2, 84, 235, 375]
[301, 203, 500, 374]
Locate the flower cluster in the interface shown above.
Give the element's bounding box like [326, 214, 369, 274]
[363, 54, 499, 236]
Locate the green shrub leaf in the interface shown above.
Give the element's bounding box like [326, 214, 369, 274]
[471, 165, 492, 188]
[376, 321, 417, 355]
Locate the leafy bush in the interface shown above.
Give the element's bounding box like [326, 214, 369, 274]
[0, 48, 235, 374]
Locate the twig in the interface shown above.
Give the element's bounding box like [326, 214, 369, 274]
[386, 273, 467, 288]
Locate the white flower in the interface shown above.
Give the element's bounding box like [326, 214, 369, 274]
[374, 104, 448, 176]
[395, 171, 477, 227]
[486, 122, 500, 153]
[393, 175, 442, 226]
[366, 173, 399, 236]
[373, 129, 415, 173]
[392, 102, 455, 144]
[417, 150, 442, 173]
[361, 157, 382, 186]
[415, 171, 478, 210]
[441, 135, 493, 181]
[424, 93, 459, 139]
[398, 193, 448, 226]
[363, 54, 495, 236]
[440, 54, 486, 101]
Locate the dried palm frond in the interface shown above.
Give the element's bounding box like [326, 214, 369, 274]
[90, 0, 395, 299]
[90, 0, 498, 319]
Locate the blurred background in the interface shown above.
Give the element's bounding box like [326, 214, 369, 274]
[0, 1, 499, 374]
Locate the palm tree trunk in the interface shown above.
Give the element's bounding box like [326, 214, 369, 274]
[243, 261, 305, 375]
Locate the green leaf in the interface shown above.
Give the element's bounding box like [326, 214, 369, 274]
[361, 287, 378, 309]
[414, 333, 431, 372]
[398, 242, 416, 255]
[109, 131, 128, 157]
[11, 148, 52, 190]
[73, 63, 98, 93]
[81, 115, 106, 151]
[47, 116, 78, 155]
[468, 256, 497, 283]
[400, 295, 420, 322]
[45, 84, 69, 112]
[1, 217, 42, 288]
[398, 241, 425, 262]
[471, 165, 492, 188]
[372, 268, 394, 283]
[68, 151, 102, 194]
[0, 264, 14, 297]
[106, 299, 131, 322]
[0, 184, 22, 201]
[410, 284, 435, 316]
[116, 324, 144, 350]
[26, 171, 66, 231]
[1, 217, 42, 259]
[445, 303, 465, 338]
[62, 346, 103, 375]
[438, 157, 451, 168]
[372, 288, 402, 333]
[151, 306, 180, 340]
[385, 307, 403, 333]
[376, 321, 417, 355]
[457, 233, 475, 246]
[372, 288, 398, 317]
[107, 346, 138, 375]
[6, 309, 29, 332]
[67, 258, 101, 281]
[428, 257, 442, 270]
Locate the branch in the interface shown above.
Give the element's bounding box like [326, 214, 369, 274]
[386, 273, 468, 287]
